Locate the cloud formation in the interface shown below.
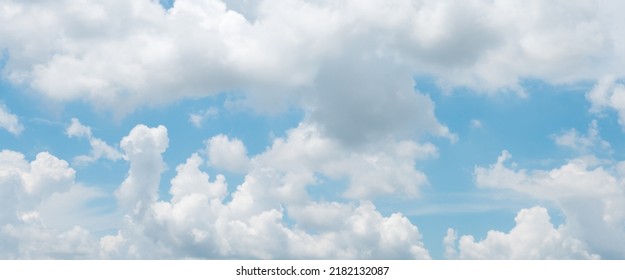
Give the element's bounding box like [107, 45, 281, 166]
[99, 123, 431, 259]
[0, 150, 103, 259]
[552, 120, 611, 154]
[473, 149, 625, 258]
[2, 0, 625, 260]
[66, 118, 122, 165]
[0, 123, 435, 259]
[2, 0, 624, 148]
[445, 207, 599, 259]
[206, 134, 250, 173]
[587, 76, 625, 130]
[2, 0, 623, 101]
[0, 103, 23, 135]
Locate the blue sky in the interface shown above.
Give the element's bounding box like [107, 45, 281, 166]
[2, 0, 625, 259]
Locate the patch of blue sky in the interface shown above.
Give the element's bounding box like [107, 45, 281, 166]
[85, 93, 301, 200]
[403, 77, 599, 258]
[158, 0, 175, 10]
[2, 70, 305, 200]
[418, 77, 601, 198]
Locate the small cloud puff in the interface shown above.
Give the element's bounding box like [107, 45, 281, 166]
[0, 103, 24, 136]
[470, 119, 483, 129]
[189, 107, 218, 128]
[66, 118, 122, 165]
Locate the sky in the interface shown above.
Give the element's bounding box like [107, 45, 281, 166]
[1, 0, 625, 259]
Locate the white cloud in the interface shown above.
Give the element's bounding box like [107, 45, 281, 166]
[552, 120, 611, 154]
[98, 123, 431, 259]
[115, 124, 168, 216]
[0, 149, 108, 259]
[3, 216, 98, 259]
[0, 150, 26, 225]
[206, 134, 250, 173]
[21, 152, 76, 198]
[2, 0, 623, 105]
[445, 206, 599, 259]
[586, 77, 625, 130]
[66, 118, 92, 138]
[3, 0, 625, 150]
[474, 150, 625, 258]
[0, 103, 23, 135]
[66, 118, 122, 165]
[4, 0, 625, 260]
[0, 121, 433, 259]
[170, 153, 228, 203]
[189, 107, 218, 128]
[469, 119, 483, 129]
[255, 122, 437, 199]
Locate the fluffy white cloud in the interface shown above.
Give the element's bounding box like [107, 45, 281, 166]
[66, 118, 92, 138]
[445, 206, 599, 259]
[2, 0, 623, 101]
[474, 150, 625, 258]
[170, 153, 227, 203]
[66, 118, 122, 165]
[98, 123, 431, 259]
[4, 0, 625, 150]
[21, 152, 75, 198]
[206, 134, 250, 173]
[553, 120, 611, 154]
[0, 150, 26, 225]
[255, 122, 437, 199]
[586, 77, 625, 130]
[3, 214, 98, 259]
[0, 149, 107, 259]
[189, 107, 218, 128]
[0, 103, 23, 135]
[5, 0, 625, 260]
[115, 124, 168, 216]
[2, 121, 434, 259]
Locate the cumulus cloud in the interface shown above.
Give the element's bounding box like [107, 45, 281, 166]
[474, 150, 625, 258]
[1, 0, 556, 146]
[2, 121, 436, 259]
[66, 118, 122, 165]
[189, 107, 218, 128]
[2, 0, 623, 100]
[586, 76, 625, 130]
[206, 134, 249, 173]
[115, 124, 168, 216]
[0, 149, 105, 259]
[5, 0, 624, 259]
[552, 120, 611, 154]
[0, 103, 23, 135]
[255, 122, 437, 199]
[3, 0, 625, 149]
[445, 206, 599, 259]
[97, 123, 431, 259]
